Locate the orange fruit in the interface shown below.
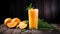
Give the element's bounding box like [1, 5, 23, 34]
[7, 22, 18, 28]
[12, 18, 21, 25]
[22, 20, 27, 24]
[17, 21, 27, 29]
[4, 18, 12, 26]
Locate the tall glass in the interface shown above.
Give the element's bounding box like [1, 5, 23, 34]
[28, 8, 38, 29]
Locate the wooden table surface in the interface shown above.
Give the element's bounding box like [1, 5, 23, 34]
[0, 24, 60, 34]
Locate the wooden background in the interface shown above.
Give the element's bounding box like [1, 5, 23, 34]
[0, 0, 60, 24]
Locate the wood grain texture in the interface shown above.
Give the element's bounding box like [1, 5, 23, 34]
[12, 29, 21, 34]
[2, 29, 14, 34]
[0, 25, 8, 34]
[0, 24, 60, 34]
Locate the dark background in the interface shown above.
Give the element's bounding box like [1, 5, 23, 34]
[0, 0, 60, 24]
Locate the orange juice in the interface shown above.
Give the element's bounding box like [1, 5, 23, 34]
[28, 8, 38, 29]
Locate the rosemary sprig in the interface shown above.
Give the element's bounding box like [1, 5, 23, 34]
[26, 3, 34, 10]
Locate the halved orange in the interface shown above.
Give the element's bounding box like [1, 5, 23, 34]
[7, 22, 18, 28]
[4, 18, 12, 26]
[12, 18, 21, 25]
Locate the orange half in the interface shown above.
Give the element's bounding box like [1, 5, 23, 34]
[4, 18, 12, 26]
[7, 22, 18, 28]
[12, 18, 21, 25]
